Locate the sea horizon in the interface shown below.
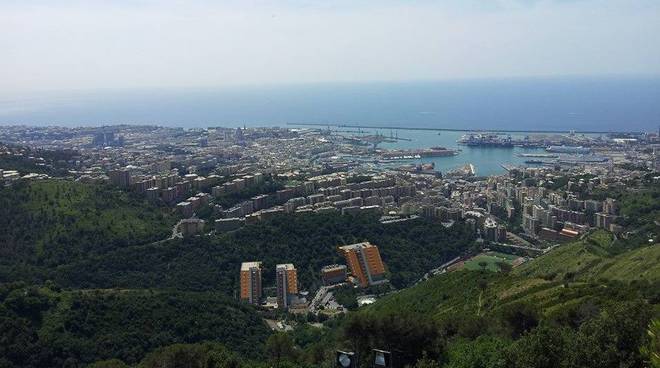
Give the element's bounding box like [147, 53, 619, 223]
[1, 75, 659, 133]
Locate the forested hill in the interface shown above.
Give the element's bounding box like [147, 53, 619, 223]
[0, 180, 175, 283]
[1, 178, 657, 367]
[0, 180, 477, 291]
[344, 230, 660, 367]
[0, 285, 270, 366]
[56, 211, 476, 292]
[59, 229, 658, 367]
[0, 179, 480, 367]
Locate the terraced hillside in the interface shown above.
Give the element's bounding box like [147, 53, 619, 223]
[340, 225, 659, 367]
[368, 230, 659, 322]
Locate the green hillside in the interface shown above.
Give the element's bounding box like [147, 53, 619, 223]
[1, 178, 658, 367]
[28, 243, 660, 368]
[0, 180, 176, 282]
[515, 230, 660, 282]
[52, 212, 476, 291]
[334, 229, 659, 367]
[0, 179, 480, 367]
[369, 230, 659, 321]
[0, 284, 269, 367]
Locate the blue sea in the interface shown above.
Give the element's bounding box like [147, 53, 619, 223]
[1, 76, 658, 176]
[1, 76, 659, 133]
[377, 130, 586, 176]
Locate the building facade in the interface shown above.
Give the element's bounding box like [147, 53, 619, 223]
[338, 242, 386, 288]
[321, 264, 348, 286]
[240, 262, 262, 305]
[276, 263, 298, 309]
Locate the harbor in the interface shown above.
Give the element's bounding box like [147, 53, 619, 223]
[376, 130, 548, 176]
[301, 125, 624, 176]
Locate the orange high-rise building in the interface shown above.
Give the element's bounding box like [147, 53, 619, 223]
[276, 263, 298, 309]
[338, 242, 386, 287]
[240, 261, 262, 305]
[321, 264, 348, 285]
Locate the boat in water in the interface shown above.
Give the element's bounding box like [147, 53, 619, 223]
[457, 133, 514, 148]
[546, 145, 591, 154]
[379, 146, 458, 160]
[518, 153, 559, 158]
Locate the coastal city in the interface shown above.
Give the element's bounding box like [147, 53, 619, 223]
[2, 0, 660, 365]
[1, 124, 658, 321]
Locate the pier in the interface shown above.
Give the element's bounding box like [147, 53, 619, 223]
[286, 122, 640, 135]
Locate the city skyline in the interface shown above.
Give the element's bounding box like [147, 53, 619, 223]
[0, 1, 658, 366]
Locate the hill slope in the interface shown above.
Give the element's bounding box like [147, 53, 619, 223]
[338, 230, 660, 367]
[53, 212, 477, 291]
[369, 230, 660, 321]
[0, 180, 176, 283]
[0, 285, 269, 367]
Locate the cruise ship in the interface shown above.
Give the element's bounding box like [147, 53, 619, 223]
[546, 145, 591, 154]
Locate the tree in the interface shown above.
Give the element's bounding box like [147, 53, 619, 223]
[562, 272, 575, 288]
[88, 359, 129, 368]
[343, 312, 442, 367]
[508, 324, 574, 368]
[496, 262, 512, 274]
[445, 336, 509, 368]
[572, 300, 652, 368]
[414, 354, 442, 368]
[342, 313, 372, 360]
[266, 333, 295, 368]
[498, 302, 540, 339]
[139, 343, 243, 368]
[207, 347, 244, 368]
[641, 319, 660, 368]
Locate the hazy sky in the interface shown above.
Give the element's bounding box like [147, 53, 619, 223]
[2, 0, 660, 93]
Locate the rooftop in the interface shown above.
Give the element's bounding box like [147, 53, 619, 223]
[241, 261, 262, 271]
[338, 241, 376, 251]
[276, 263, 296, 271]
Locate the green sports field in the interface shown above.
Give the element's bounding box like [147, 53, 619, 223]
[463, 251, 521, 272]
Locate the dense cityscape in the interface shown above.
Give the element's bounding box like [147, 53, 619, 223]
[0, 123, 658, 367]
[2, 0, 660, 366]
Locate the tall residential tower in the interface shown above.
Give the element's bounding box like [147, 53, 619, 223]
[338, 242, 386, 288]
[276, 263, 298, 309]
[240, 261, 262, 305]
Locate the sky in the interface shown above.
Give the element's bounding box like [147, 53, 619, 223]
[1, 0, 660, 94]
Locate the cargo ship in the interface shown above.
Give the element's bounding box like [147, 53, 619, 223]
[524, 155, 608, 166]
[457, 133, 514, 148]
[546, 145, 591, 154]
[379, 146, 458, 160]
[518, 153, 559, 158]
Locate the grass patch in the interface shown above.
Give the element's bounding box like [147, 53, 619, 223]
[464, 252, 518, 272]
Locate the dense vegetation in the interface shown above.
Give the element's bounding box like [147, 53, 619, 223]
[84, 230, 659, 368]
[0, 284, 269, 367]
[0, 180, 175, 283]
[0, 179, 478, 366]
[53, 212, 476, 291]
[1, 177, 658, 367]
[332, 229, 660, 367]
